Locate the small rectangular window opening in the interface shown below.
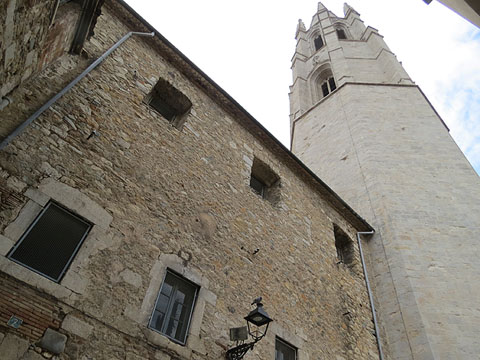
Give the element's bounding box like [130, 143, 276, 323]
[149, 270, 199, 345]
[249, 158, 281, 206]
[334, 225, 355, 266]
[146, 78, 192, 129]
[336, 29, 347, 40]
[8, 202, 92, 282]
[250, 175, 266, 198]
[275, 337, 297, 360]
[314, 36, 324, 51]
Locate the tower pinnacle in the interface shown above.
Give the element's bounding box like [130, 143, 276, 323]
[343, 3, 359, 16]
[317, 2, 326, 12]
[295, 19, 306, 39]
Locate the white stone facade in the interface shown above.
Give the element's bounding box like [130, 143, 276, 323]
[290, 3, 480, 360]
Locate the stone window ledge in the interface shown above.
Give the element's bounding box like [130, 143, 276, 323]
[125, 253, 216, 357]
[269, 322, 309, 360]
[0, 177, 113, 301]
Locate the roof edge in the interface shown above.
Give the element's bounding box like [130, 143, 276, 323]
[106, 0, 374, 232]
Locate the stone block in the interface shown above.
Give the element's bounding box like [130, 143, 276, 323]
[39, 328, 67, 354]
[0, 234, 15, 256]
[24, 188, 50, 207]
[119, 268, 142, 287]
[20, 350, 44, 360]
[61, 314, 93, 339]
[0, 333, 29, 360]
[4, 200, 42, 240]
[38, 178, 112, 229]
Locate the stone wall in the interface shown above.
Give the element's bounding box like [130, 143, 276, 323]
[0, 2, 378, 359]
[0, 0, 81, 104]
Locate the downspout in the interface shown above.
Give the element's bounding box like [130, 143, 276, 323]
[357, 230, 385, 360]
[0, 97, 12, 111]
[0, 31, 155, 151]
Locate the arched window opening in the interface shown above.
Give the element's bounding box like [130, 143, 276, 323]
[336, 28, 347, 40]
[314, 35, 324, 51]
[310, 63, 337, 103]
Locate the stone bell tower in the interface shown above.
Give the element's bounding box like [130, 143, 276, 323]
[290, 3, 480, 359]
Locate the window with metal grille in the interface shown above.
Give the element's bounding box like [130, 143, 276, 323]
[334, 225, 355, 266]
[149, 270, 199, 345]
[314, 35, 324, 50]
[336, 28, 347, 40]
[8, 202, 91, 282]
[146, 78, 192, 129]
[249, 158, 281, 205]
[250, 174, 266, 198]
[275, 337, 297, 360]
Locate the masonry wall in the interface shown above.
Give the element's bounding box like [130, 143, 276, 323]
[0, 0, 83, 138]
[0, 3, 378, 360]
[292, 82, 480, 359]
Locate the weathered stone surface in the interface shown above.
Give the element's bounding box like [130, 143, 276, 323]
[20, 350, 44, 360]
[39, 329, 66, 355]
[61, 315, 93, 339]
[0, 2, 378, 360]
[290, 4, 480, 359]
[0, 333, 29, 359]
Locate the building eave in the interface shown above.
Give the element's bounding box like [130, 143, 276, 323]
[105, 0, 374, 232]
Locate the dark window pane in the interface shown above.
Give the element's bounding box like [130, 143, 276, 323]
[155, 294, 170, 313]
[161, 281, 173, 296]
[149, 95, 177, 121]
[150, 311, 165, 331]
[9, 202, 91, 282]
[321, 82, 329, 97]
[275, 338, 296, 360]
[314, 36, 324, 50]
[328, 77, 337, 92]
[250, 175, 265, 197]
[336, 29, 347, 39]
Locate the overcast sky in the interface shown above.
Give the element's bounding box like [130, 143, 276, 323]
[125, 0, 480, 175]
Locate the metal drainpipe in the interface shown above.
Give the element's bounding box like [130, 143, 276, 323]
[357, 230, 385, 360]
[0, 97, 12, 111]
[0, 31, 155, 151]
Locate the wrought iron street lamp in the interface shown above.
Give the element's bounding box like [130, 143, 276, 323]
[226, 297, 273, 360]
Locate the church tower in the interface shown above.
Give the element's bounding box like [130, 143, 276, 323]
[290, 3, 480, 359]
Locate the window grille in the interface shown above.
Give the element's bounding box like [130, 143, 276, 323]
[8, 202, 91, 282]
[149, 270, 199, 344]
[250, 175, 266, 198]
[334, 225, 355, 266]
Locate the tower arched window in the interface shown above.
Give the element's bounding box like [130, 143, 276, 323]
[314, 35, 324, 51]
[319, 76, 336, 97]
[310, 63, 337, 103]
